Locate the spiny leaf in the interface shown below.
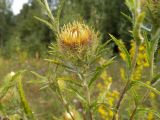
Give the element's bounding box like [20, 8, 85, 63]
[133, 12, 145, 45]
[58, 77, 82, 87]
[0, 71, 24, 100]
[121, 12, 132, 22]
[65, 87, 87, 103]
[45, 59, 68, 68]
[144, 32, 151, 64]
[137, 107, 160, 119]
[125, 0, 135, 13]
[17, 74, 36, 120]
[150, 29, 160, 55]
[30, 71, 47, 80]
[96, 39, 111, 53]
[131, 80, 160, 96]
[55, 0, 65, 32]
[109, 34, 131, 69]
[130, 88, 140, 106]
[34, 16, 54, 30]
[43, 0, 55, 22]
[151, 73, 160, 85]
[88, 57, 115, 87]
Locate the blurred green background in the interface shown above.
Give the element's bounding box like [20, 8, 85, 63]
[0, 0, 132, 59]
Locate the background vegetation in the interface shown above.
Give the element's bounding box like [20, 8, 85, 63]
[0, 0, 131, 59]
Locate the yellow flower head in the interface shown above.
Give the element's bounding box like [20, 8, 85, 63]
[58, 21, 97, 53]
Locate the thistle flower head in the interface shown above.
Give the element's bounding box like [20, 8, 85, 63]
[58, 21, 98, 54]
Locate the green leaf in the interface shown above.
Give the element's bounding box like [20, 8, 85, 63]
[60, 79, 82, 87]
[88, 57, 115, 87]
[144, 32, 151, 64]
[36, 0, 46, 9]
[45, 59, 72, 69]
[0, 71, 24, 100]
[131, 80, 160, 96]
[150, 29, 160, 55]
[30, 71, 47, 80]
[34, 16, 54, 31]
[56, 0, 65, 20]
[109, 34, 131, 69]
[96, 39, 111, 53]
[137, 107, 160, 119]
[36, 0, 58, 32]
[151, 73, 160, 85]
[65, 87, 87, 103]
[130, 88, 140, 105]
[17, 74, 36, 120]
[121, 12, 132, 22]
[133, 12, 145, 45]
[125, 0, 135, 13]
[55, 0, 65, 32]
[43, 0, 55, 22]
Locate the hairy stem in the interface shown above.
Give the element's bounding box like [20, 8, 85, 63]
[112, 44, 139, 120]
[129, 106, 137, 120]
[84, 80, 93, 120]
[79, 70, 93, 120]
[112, 80, 130, 120]
[50, 65, 75, 120]
[129, 33, 156, 119]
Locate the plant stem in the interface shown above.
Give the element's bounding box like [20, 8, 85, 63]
[131, 43, 139, 74]
[63, 98, 75, 120]
[85, 80, 93, 120]
[50, 85, 75, 120]
[50, 65, 75, 120]
[112, 43, 139, 120]
[79, 69, 93, 120]
[129, 38, 155, 119]
[129, 106, 137, 120]
[112, 80, 130, 120]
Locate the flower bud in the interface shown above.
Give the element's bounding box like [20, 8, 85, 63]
[58, 21, 98, 56]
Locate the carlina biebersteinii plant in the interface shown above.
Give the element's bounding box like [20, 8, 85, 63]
[1, 0, 160, 120]
[46, 20, 114, 120]
[34, 0, 115, 120]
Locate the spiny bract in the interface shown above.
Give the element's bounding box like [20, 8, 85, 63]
[58, 21, 98, 54]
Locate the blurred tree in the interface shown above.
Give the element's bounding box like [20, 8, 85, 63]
[0, 0, 13, 50]
[6, 0, 55, 58]
[1, 0, 132, 58]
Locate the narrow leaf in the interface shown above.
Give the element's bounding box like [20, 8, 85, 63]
[110, 34, 131, 69]
[151, 73, 160, 85]
[121, 12, 132, 22]
[137, 107, 160, 119]
[17, 75, 36, 120]
[34, 16, 53, 30]
[89, 57, 114, 87]
[45, 59, 73, 69]
[131, 80, 160, 96]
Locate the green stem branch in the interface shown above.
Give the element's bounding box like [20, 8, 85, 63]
[129, 32, 157, 119]
[112, 43, 139, 120]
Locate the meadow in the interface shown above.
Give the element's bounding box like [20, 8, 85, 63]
[0, 0, 160, 120]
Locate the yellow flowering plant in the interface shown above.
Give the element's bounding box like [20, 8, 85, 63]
[110, 0, 160, 120]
